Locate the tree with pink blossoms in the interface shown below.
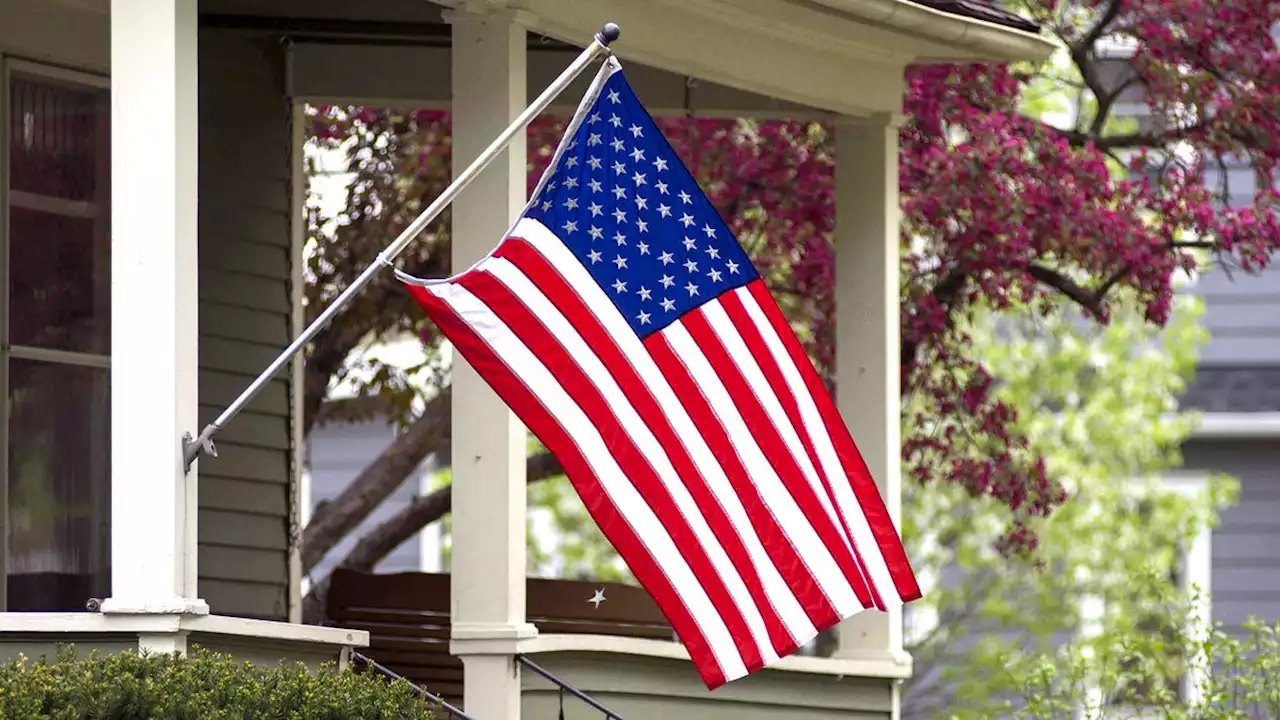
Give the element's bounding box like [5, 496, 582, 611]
[297, 0, 1280, 623]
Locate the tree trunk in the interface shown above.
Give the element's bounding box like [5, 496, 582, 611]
[301, 451, 564, 625]
[300, 387, 452, 574]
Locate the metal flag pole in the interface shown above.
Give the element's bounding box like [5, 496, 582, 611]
[182, 22, 622, 472]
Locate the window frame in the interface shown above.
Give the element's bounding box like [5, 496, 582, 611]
[0, 56, 111, 612]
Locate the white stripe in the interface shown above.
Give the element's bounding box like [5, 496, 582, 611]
[429, 281, 748, 680]
[736, 287, 901, 606]
[480, 256, 779, 664]
[663, 322, 861, 618]
[513, 217, 818, 644]
[701, 302, 861, 564]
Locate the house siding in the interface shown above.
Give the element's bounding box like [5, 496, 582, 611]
[196, 29, 295, 621]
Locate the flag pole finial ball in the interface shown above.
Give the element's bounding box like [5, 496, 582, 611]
[596, 22, 621, 46]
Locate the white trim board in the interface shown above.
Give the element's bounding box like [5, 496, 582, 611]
[1189, 413, 1280, 439]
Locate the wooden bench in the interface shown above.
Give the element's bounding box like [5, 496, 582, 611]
[326, 569, 673, 705]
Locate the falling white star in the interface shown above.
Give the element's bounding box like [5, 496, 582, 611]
[563, 220, 578, 234]
[703, 224, 717, 238]
[611, 278, 627, 294]
[727, 259, 740, 274]
[684, 259, 699, 273]
[588, 179, 603, 193]
[661, 297, 676, 312]
[607, 90, 621, 104]
[637, 241, 650, 255]
[589, 202, 603, 217]
[587, 156, 602, 170]
[588, 249, 603, 264]
[613, 255, 628, 269]
[656, 181, 670, 195]
[658, 204, 672, 218]
[588, 226, 603, 240]
[685, 282, 699, 296]
[654, 157, 669, 172]
[679, 190, 692, 204]
[636, 310, 652, 325]
[660, 274, 676, 288]
[612, 208, 627, 223]
[629, 123, 643, 138]
[588, 132, 602, 146]
[708, 268, 723, 282]
[659, 252, 674, 266]
[638, 286, 652, 301]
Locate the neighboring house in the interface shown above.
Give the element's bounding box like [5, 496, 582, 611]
[0, 0, 1053, 718]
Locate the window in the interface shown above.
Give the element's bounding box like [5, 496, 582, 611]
[1, 60, 111, 612]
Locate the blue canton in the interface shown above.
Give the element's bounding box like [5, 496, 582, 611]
[525, 69, 759, 339]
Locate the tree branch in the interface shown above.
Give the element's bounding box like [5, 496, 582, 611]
[1026, 265, 1108, 318]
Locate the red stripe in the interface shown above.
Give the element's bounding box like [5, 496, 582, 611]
[402, 279, 729, 687]
[497, 239, 797, 659]
[746, 281, 921, 602]
[644, 331, 843, 632]
[721, 287, 887, 611]
[456, 269, 765, 675]
[678, 308, 874, 610]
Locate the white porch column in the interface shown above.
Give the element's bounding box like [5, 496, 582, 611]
[101, 0, 206, 616]
[447, 9, 533, 719]
[833, 113, 906, 662]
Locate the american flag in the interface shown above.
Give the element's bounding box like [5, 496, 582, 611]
[402, 58, 921, 688]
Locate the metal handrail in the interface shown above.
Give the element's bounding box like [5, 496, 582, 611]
[352, 651, 476, 720]
[516, 654, 627, 720]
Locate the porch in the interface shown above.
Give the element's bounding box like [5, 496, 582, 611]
[0, 0, 1053, 717]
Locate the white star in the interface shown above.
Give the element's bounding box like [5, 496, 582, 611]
[656, 180, 670, 195]
[612, 278, 627, 294]
[547, 180, 557, 191]
[588, 156, 603, 170]
[564, 176, 579, 189]
[613, 255, 628, 269]
[658, 204, 672, 218]
[565, 155, 579, 168]
[636, 310, 652, 325]
[564, 197, 578, 210]
[589, 112, 601, 125]
[608, 90, 621, 104]
[684, 259, 699, 273]
[588, 179, 603, 193]
[679, 190, 692, 204]
[541, 200, 553, 212]
[708, 268, 723, 282]
[683, 237, 697, 250]
[630, 147, 645, 163]
[633, 171, 647, 186]
[629, 123, 644, 138]
[685, 282, 699, 296]
[609, 113, 623, 127]
[661, 297, 676, 312]
[680, 213, 695, 228]
[635, 196, 649, 210]
[588, 132, 602, 146]
[589, 202, 603, 217]
[706, 246, 720, 259]
[612, 208, 627, 223]
[612, 185, 628, 200]
[614, 231, 628, 246]
[637, 241, 650, 255]
[588, 249, 603, 264]
[563, 220, 578, 234]
[611, 138, 626, 152]
[638, 286, 652, 301]
[703, 224, 717, 238]
[654, 157, 669, 172]
[613, 161, 627, 176]
[588, 225, 603, 240]
[660, 274, 675, 288]
[727, 259, 740, 274]
[659, 252, 674, 266]
[637, 219, 649, 233]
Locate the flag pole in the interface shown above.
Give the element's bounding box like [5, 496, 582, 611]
[182, 22, 623, 472]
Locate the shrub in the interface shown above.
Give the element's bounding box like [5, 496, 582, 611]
[0, 645, 435, 719]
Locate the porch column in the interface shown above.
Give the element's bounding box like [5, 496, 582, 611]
[447, 9, 533, 719]
[101, 0, 206, 616]
[833, 113, 906, 663]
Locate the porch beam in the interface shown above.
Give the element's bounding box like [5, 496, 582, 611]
[833, 112, 908, 669]
[101, 0, 207, 615]
[446, 9, 534, 720]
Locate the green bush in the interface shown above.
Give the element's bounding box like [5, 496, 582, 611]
[0, 645, 435, 719]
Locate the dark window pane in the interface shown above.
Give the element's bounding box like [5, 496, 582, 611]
[7, 72, 110, 354]
[6, 360, 110, 611]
